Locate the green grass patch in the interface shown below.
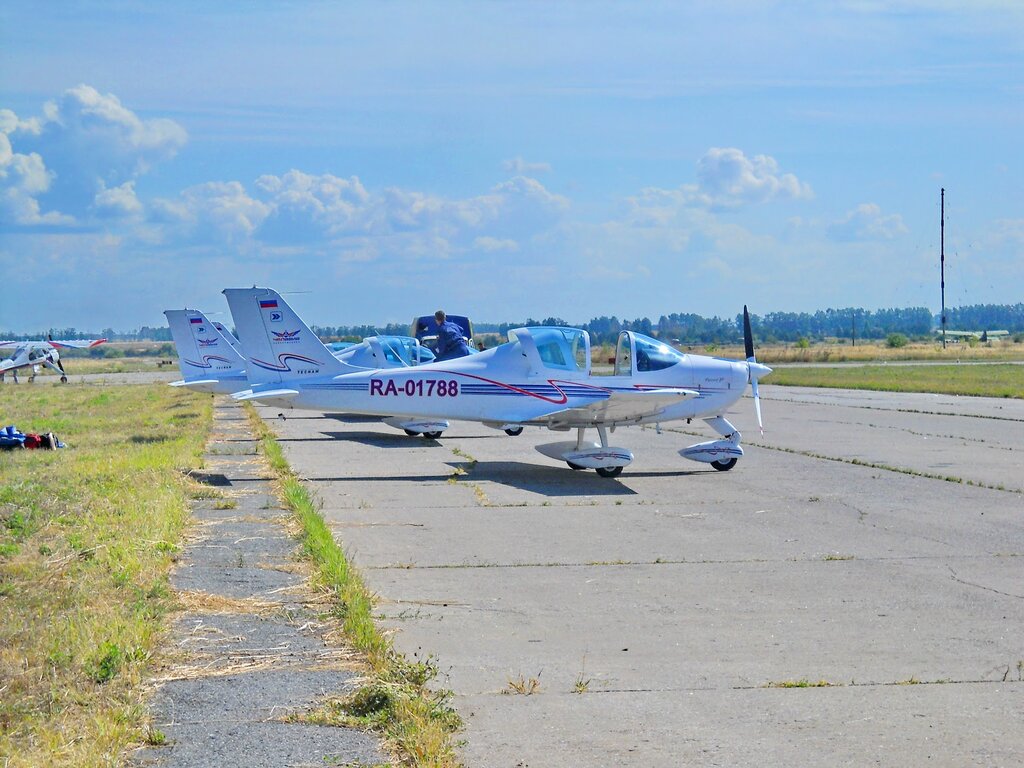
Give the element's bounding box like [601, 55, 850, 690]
[767, 363, 1024, 399]
[245, 406, 462, 767]
[0, 383, 211, 766]
[765, 679, 838, 688]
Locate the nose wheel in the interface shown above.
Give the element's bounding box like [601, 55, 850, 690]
[711, 458, 737, 471]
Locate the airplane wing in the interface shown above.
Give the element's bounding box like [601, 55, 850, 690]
[543, 388, 700, 428]
[47, 339, 108, 349]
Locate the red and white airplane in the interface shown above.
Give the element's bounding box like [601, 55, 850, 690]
[223, 287, 771, 477]
[0, 337, 107, 383]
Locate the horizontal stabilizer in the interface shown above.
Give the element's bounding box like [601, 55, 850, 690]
[169, 379, 222, 388]
[232, 388, 300, 402]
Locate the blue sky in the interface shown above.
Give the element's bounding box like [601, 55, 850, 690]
[1, 1, 1021, 333]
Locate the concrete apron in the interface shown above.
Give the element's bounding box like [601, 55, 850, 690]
[259, 387, 1024, 767]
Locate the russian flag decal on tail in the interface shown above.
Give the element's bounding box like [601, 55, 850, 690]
[259, 299, 278, 309]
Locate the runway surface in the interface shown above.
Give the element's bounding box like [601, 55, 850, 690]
[257, 385, 1023, 767]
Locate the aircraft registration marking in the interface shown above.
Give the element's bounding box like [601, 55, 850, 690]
[369, 378, 460, 397]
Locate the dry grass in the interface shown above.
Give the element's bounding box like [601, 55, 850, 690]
[0, 384, 211, 767]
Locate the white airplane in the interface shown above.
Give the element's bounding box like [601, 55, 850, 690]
[0, 337, 107, 383]
[165, 305, 451, 437]
[164, 309, 250, 395]
[223, 287, 772, 477]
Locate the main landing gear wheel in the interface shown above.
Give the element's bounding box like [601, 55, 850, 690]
[596, 466, 623, 478]
[711, 458, 737, 471]
[422, 431, 443, 440]
[504, 426, 524, 436]
[60, 376, 68, 384]
[404, 429, 421, 436]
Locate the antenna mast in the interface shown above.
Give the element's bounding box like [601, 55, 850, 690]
[940, 188, 946, 349]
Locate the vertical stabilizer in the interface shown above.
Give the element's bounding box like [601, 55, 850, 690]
[212, 321, 242, 352]
[164, 309, 247, 384]
[222, 287, 351, 387]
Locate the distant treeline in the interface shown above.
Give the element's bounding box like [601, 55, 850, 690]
[4, 303, 1023, 345]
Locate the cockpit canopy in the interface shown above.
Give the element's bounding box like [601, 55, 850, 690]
[507, 327, 591, 375]
[372, 336, 434, 366]
[615, 332, 685, 376]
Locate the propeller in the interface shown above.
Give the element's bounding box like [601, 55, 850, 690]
[742, 305, 772, 436]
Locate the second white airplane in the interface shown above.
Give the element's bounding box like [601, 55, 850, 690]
[223, 287, 771, 477]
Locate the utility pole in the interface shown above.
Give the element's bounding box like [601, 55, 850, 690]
[941, 188, 946, 349]
[851, 310, 856, 347]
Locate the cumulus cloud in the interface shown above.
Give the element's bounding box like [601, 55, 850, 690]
[694, 148, 813, 208]
[146, 172, 568, 261]
[93, 180, 143, 218]
[0, 85, 186, 226]
[151, 181, 271, 244]
[624, 147, 813, 220]
[0, 132, 71, 226]
[255, 170, 370, 242]
[828, 203, 908, 241]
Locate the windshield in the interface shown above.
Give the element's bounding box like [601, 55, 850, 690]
[634, 333, 684, 372]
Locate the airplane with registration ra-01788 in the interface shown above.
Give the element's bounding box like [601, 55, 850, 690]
[223, 287, 772, 478]
[165, 305, 452, 437]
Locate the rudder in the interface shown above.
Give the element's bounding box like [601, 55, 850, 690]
[222, 287, 351, 387]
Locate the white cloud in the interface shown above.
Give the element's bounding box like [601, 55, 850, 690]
[828, 203, 908, 241]
[503, 157, 552, 174]
[986, 218, 1024, 248]
[93, 180, 143, 218]
[0, 85, 187, 226]
[0, 135, 72, 226]
[623, 147, 813, 221]
[473, 236, 519, 252]
[255, 170, 370, 242]
[695, 148, 813, 208]
[151, 181, 271, 243]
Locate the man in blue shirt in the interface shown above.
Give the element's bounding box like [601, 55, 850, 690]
[433, 310, 471, 361]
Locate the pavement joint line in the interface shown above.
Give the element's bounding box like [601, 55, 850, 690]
[365, 552, 1023, 570]
[760, 394, 1024, 422]
[665, 425, 1022, 494]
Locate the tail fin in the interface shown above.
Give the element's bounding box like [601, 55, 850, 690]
[164, 308, 247, 382]
[222, 287, 353, 387]
[211, 321, 242, 353]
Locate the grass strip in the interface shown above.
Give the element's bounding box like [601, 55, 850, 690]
[766, 363, 1024, 399]
[245, 406, 463, 767]
[0, 384, 212, 767]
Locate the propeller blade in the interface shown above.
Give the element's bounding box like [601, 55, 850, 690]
[744, 307, 768, 436]
[752, 377, 764, 437]
[743, 305, 755, 361]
